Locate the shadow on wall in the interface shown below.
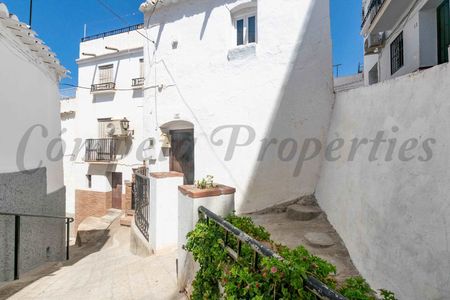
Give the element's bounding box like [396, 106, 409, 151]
[151, 0, 239, 48]
[239, 0, 334, 212]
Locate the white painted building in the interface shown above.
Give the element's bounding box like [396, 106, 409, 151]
[138, 0, 335, 213]
[61, 25, 147, 227]
[0, 3, 67, 281]
[362, 0, 450, 85]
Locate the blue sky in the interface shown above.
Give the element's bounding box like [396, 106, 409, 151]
[3, 0, 363, 89]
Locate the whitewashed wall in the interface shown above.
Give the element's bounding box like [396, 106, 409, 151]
[61, 31, 146, 214]
[142, 0, 334, 213]
[316, 63, 450, 300]
[0, 8, 66, 280]
[0, 26, 64, 193]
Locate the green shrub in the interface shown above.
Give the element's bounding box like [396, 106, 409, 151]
[185, 215, 397, 300]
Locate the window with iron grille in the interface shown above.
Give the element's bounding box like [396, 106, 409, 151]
[390, 32, 404, 75]
[139, 58, 144, 78]
[98, 64, 114, 83]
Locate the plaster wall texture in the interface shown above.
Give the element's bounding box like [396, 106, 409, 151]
[316, 62, 450, 300]
[149, 174, 184, 252]
[142, 0, 334, 213]
[61, 31, 146, 214]
[0, 169, 65, 281]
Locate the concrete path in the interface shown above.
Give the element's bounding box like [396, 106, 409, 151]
[1, 223, 185, 300]
[248, 201, 360, 284]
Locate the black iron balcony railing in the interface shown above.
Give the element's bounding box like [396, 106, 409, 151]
[0, 211, 74, 280]
[85, 138, 118, 162]
[196, 206, 348, 300]
[133, 171, 150, 241]
[90, 82, 116, 93]
[361, 0, 386, 28]
[81, 23, 144, 42]
[132, 77, 145, 87]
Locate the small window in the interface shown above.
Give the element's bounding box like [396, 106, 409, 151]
[248, 16, 256, 43]
[86, 175, 92, 189]
[234, 15, 257, 46]
[236, 19, 244, 45]
[139, 58, 144, 78]
[98, 64, 114, 84]
[390, 32, 404, 75]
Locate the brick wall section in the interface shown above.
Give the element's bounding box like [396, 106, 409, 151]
[75, 190, 112, 230]
[122, 181, 133, 211]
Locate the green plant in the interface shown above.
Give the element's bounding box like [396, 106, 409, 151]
[339, 277, 377, 300]
[185, 215, 397, 300]
[195, 175, 217, 189]
[379, 289, 398, 300]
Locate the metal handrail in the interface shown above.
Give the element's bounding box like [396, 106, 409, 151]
[361, 0, 386, 29]
[81, 23, 144, 42]
[0, 211, 74, 280]
[197, 206, 347, 300]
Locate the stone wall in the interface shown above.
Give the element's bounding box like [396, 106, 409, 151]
[0, 168, 66, 281]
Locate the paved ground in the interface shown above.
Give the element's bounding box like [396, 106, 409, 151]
[0, 222, 186, 300]
[248, 204, 360, 284]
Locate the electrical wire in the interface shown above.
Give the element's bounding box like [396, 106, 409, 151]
[60, 82, 169, 91]
[96, 0, 155, 44]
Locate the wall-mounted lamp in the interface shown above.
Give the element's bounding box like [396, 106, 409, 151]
[121, 118, 130, 130]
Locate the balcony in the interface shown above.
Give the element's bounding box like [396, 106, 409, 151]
[362, 0, 412, 35]
[81, 23, 144, 42]
[132, 77, 145, 88]
[90, 82, 116, 94]
[85, 138, 118, 163]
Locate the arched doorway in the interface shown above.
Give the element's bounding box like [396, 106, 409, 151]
[160, 120, 195, 185]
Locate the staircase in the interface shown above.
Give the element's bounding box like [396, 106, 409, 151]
[120, 209, 134, 227]
[248, 196, 360, 283]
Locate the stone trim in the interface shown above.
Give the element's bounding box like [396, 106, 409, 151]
[178, 185, 236, 199]
[150, 172, 184, 179]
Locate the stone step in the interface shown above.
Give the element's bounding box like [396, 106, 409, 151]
[120, 215, 133, 227]
[286, 204, 322, 221]
[126, 209, 135, 216]
[304, 232, 335, 248]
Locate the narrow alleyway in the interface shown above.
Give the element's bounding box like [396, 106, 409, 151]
[0, 222, 185, 300]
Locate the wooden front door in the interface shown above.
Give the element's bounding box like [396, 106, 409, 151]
[112, 172, 122, 209]
[438, 0, 450, 64]
[170, 130, 195, 184]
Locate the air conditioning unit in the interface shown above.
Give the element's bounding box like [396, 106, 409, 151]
[365, 32, 385, 54]
[105, 118, 130, 137]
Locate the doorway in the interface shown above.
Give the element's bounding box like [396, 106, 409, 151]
[437, 0, 450, 64]
[111, 172, 122, 209]
[170, 129, 195, 185]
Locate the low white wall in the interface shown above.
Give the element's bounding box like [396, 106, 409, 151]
[149, 174, 184, 252]
[316, 63, 450, 299]
[177, 188, 235, 292]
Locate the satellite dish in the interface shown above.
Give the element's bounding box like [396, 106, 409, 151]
[106, 123, 116, 136]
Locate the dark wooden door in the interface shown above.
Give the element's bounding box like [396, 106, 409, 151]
[170, 130, 194, 184]
[112, 172, 122, 209]
[438, 0, 450, 64]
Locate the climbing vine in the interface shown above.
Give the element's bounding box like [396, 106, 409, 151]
[185, 214, 397, 300]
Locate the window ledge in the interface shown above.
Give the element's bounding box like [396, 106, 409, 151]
[227, 43, 256, 61]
